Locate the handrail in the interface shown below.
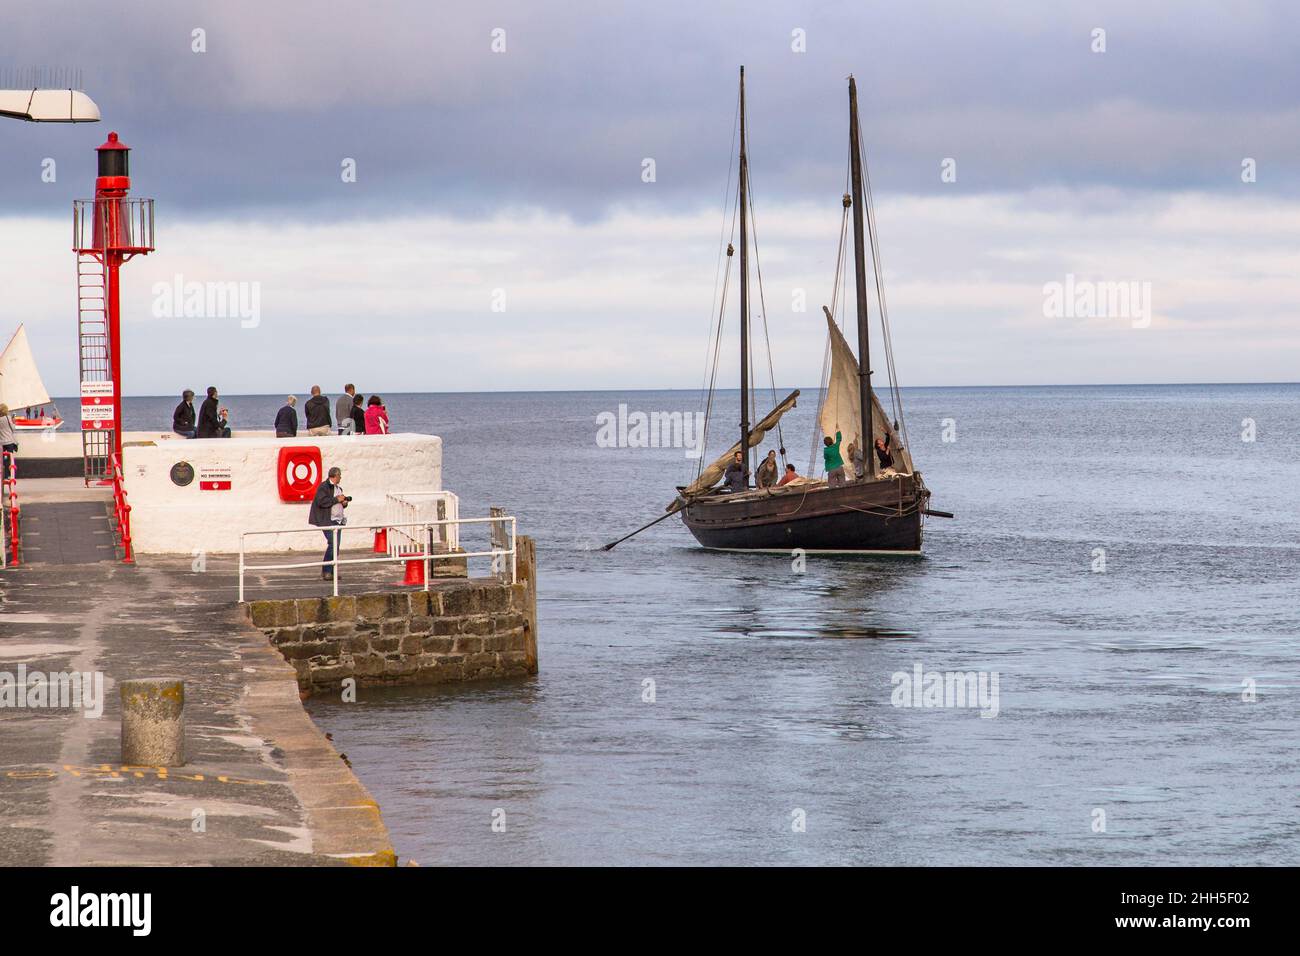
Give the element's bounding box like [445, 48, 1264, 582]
[1, 455, 18, 569]
[108, 453, 134, 563]
[237, 515, 517, 603]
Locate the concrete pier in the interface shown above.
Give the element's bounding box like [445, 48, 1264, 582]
[0, 479, 396, 866]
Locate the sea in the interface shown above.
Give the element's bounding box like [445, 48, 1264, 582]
[119, 384, 1300, 866]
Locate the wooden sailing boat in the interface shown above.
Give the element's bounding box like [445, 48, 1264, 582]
[671, 69, 936, 553]
[0, 324, 64, 430]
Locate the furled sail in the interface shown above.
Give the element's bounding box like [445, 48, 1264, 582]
[817, 312, 912, 474]
[0, 325, 53, 410]
[668, 389, 800, 510]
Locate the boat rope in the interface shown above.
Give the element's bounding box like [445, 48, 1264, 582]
[694, 93, 741, 483]
[856, 119, 909, 449]
[744, 150, 785, 468]
[808, 147, 853, 477]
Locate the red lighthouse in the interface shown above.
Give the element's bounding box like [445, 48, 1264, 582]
[73, 132, 154, 483]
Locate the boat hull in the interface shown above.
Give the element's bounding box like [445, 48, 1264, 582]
[680, 473, 926, 553]
[13, 417, 62, 431]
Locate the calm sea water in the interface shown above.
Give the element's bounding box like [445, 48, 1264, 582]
[122, 385, 1300, 865]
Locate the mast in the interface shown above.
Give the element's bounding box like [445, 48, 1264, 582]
[737, 66, 751, 486]
[848, 76, 874, 475]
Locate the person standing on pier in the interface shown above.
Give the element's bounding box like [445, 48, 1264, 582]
[172, 390, 196, 438]
[336, 384, 356, 435]
[196, 387, 223, 438]
[351, 393, 367, 434]
[309, 466, 349, 580]
[304, 385, 332, 436]
[275, 395, 299, 438]
[364, 395, 389, 435]
[0, 404, 18, 478]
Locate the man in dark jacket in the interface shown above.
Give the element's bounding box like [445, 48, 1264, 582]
[303, 385, 331, 436]
[172, 390, 196, 438]
[722, 451, 746, 493]
[308, 466, 348, 580]
[196, 387, 223, 438]
[274, 395, 298, 438]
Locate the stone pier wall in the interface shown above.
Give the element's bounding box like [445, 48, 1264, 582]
[244, 537, 537, 695]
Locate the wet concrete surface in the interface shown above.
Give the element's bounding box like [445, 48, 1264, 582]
[0, 543, 397, 866]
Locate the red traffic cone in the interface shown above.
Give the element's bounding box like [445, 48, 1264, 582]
[400, 557, 425, 586]
[373, 528, 388, 553]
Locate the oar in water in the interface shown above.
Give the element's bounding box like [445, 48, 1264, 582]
[601, 509, 678, 551]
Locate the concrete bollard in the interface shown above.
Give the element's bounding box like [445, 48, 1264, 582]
[120, 678, 186, 766]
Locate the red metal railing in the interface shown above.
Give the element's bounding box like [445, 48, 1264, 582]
[108, 453, 133, 563]
[2, 455, 19, 567]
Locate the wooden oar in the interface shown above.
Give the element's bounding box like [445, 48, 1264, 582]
[601, 509, 679, 551]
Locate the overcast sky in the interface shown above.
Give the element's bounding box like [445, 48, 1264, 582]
[1, 0, 1297, 395]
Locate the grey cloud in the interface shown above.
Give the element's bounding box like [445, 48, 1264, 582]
[0, 0, 1298, 222]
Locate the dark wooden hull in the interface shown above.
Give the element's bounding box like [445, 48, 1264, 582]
[680, 473, 927, 552]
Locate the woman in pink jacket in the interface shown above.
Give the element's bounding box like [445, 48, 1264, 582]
[364, 395, 390, 435]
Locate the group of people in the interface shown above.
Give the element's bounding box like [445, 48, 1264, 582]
[274, 385, 390, 438]
[171, 384, 390, 439]
[822, 427, 894, 488]
[719, 426, 896, 493]
[171, 387, 232, 438]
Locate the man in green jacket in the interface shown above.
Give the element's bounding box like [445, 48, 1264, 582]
[823, 427, 846, 487]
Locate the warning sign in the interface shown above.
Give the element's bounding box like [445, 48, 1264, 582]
[80, 381, 115, 430]
[198, 466, 232, 491]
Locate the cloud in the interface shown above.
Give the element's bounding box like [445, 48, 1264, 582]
[2, 188, 1296, 394]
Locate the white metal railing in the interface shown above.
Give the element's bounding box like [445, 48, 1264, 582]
[237, 515, 516, 603]
[386, 491, 459, 555]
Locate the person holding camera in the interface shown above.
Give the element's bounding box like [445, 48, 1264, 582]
[309, 466, 350, 580]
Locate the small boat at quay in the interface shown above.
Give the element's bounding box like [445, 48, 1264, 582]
[0, 324, 64, 430]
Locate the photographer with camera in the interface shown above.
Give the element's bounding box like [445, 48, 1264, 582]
[308, 466, 350, 580]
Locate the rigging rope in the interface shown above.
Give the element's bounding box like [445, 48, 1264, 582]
[694, 92, 741, 481]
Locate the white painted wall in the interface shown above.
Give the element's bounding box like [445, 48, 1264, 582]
[122, 434, 442, 553]
[22, 429, 275, 459]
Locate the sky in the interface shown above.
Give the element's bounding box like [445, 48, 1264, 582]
[1, 0, 1297, 396]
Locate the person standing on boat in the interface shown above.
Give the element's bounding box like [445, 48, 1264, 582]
[823, 428, 846, 487]
[756, 450, 778, 489]
[0, 404, 18, 478]
[275, 395, 299, 438]
[304, 386, 332, 436]
[196, 387, 222, 438]
[722, 451, 746, 493]
[308, 466, 349, 581]
[336, 384, 356, 435]
[847, 439, 865, 480]
[172, 390, 197, 438]
[874, 435, 894, 470]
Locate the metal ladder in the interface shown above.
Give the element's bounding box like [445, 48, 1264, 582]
[77, 253, 112, 482]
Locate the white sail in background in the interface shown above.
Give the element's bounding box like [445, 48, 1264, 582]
[817, 312, 912, 474]
[0, 325, 53, 409]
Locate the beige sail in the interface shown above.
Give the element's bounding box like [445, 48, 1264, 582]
[817, 312, 912, 475]
[0, 325, 53, 410]
[668, 389, 800, 510]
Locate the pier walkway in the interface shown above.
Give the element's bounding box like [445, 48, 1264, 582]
[0, 479, 396, 866]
